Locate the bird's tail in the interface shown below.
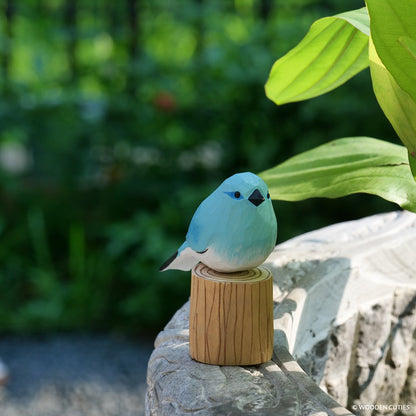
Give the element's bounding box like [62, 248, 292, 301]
[159, 243, 199, 272]
[159, 251, 179, 271]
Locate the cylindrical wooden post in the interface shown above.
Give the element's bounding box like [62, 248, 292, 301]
[189, 263, 274, 366]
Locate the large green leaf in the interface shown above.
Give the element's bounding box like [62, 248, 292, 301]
[399, 36, 416, 61]
[259, 137, 416, 212]
[265, 8, 369, 105]
[369, 37, 416, 180]
[366, 0, 416, 104]
[409, 151, 416, 182]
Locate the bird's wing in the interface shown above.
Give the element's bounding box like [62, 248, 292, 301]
[185, 195, 217, 253]
[160, 191, 218, 272]
[159, 242, 199, 271]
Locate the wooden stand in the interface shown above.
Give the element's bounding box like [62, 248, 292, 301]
[189, 263, 274, 366]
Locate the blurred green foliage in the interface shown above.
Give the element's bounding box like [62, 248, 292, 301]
[0, 0, 398, 334]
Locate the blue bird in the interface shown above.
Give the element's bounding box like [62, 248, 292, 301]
[160, 172, 277, 273]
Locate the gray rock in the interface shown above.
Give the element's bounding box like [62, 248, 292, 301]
[146, 211, 416, 416]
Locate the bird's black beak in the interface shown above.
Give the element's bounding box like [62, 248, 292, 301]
[248, 189, 265, 207]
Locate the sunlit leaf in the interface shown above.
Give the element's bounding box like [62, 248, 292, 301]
[399, 36, 416, 62]
[369, 37, 416, 180]
[265, 8, 369, 105]
[366, 0, 416, 103]
[259, 137, 416, 212]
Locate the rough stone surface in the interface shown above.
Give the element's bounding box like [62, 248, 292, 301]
[400, 337, 416, 411]
[146, 211, 416, 416]
[146, 307, 348, 416]
[268, 211, 416, 415]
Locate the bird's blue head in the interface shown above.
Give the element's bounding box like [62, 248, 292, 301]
[182, 171, 277, 269]
[219, 172, 271, 208]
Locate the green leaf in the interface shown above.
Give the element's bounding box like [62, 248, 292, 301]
[398, 36, 416, 61]
[265, 8, 369, 105]
[259, 137, 416, 212]
[409, 151, 416, 182]
[366, 0, 416, 103]
[369, 37, 416, 180]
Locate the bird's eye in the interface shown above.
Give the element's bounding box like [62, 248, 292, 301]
[224, 191, 243, 200]
[267, 192, 270, 199]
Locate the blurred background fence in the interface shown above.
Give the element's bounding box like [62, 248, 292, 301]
[0, 0, 398, 335]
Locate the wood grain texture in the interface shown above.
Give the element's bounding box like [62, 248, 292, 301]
[189, 264, 273, 366]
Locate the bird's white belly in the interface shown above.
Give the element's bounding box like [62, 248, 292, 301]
[199, 246, 268, 272]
